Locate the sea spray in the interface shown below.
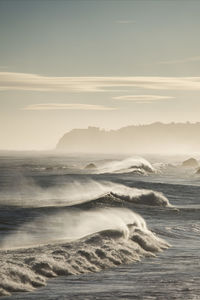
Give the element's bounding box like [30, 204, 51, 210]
[95, 157, 155, 174]
[0, 178, 171, 208]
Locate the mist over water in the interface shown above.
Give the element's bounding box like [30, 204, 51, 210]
[1, 208, 146, 249]
[0, 154, 199, 299]
[0, 155, 167, 209]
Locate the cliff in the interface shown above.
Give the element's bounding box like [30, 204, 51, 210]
[56, 123, 200, 153]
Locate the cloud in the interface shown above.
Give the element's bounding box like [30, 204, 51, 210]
[116, 20, 136, 24]
[23, 103, 116, 111]
[1, 72, 200, 93]
[113, 95, 174, 103]
[158, 56, 200, 65]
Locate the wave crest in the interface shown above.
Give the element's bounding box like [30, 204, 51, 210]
[95, 157, 155, 174]
[0, 178, 171, 208]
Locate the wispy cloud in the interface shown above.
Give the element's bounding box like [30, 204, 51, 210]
[116, 20, 136, 24]
[113, 95, 174, 103]
[23, 103, 116, 111]
[1, 72, 200, 93]
[158, 56, 200, 65]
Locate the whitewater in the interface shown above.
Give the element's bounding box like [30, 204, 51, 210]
[0, 154, 199, 299]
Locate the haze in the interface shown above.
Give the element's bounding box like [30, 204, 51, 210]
[1, 0, 200, 150]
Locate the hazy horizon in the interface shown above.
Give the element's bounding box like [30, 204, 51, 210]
[0, 121, 200, 152]
[1, 0, 200, 150]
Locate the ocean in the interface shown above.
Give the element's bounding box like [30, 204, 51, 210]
[0, 153, 199, 300]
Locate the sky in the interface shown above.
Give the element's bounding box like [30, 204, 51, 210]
[1, 0, 200, 150]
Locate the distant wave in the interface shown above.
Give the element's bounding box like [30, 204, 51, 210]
[18, 157, 155, 175]
[85, 157, 155, 175]
[0, 208, 169, 297]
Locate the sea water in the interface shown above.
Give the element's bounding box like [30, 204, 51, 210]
[0, 153, 199, 299]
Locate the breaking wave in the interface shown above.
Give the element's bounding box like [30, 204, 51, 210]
[86, 157, 155, 175]
[0, 208, 169, 297]
[0, 179, 171, 208]
[75, 182, 171, 208]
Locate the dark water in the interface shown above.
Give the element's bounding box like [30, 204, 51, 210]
[0, 154, 199, 299]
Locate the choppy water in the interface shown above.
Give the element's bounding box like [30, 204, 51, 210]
[0, 153, 199, 299]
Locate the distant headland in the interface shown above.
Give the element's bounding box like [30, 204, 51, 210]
[56, 122, 200, 154]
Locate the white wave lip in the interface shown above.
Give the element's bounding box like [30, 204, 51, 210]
[0, 208, 170, 297]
